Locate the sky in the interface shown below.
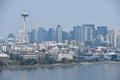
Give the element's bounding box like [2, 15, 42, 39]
[0, 0, 120, 38]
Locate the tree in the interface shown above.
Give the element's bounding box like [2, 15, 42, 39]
[61, 58, 69, 64]
[42, 49, 45, 53]
[39, 54, 57, 64]
[0, 61, 4, 66]
[10, 54, 19, 60]
[20, 59, 37, 65]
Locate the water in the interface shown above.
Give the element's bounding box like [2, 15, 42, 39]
[0, 63, 120, 80]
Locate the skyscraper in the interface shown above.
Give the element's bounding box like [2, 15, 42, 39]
[108, 29, 120, 48]
[37, 27, 48, 43]
[62, 31, 69, 42]
[116, 30, 120, 48]
[28, 29, 36, 44]
[97, 26, 108, 40]
[82, 24, 95, 41]
[56, 25, 62, 43]
[73, 24, 95, 46]
[109, 29, 117, 47]
[48, 28, 56, 41]
[69, 31, 74, 40]
[73, 26, 81, 45]
[19, 30, 24, 43]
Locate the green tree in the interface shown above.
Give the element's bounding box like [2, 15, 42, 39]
[61, 58, 69, 64]
[39, 54, 57, 64]
[0, 61, 4, 66]
[10, 54, 19, 60]
[20, 59, 37, 65]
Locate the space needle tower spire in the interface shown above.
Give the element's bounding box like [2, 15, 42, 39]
[21, 12, 29, 44]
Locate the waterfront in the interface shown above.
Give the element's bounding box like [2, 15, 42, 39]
[0, 63, 120, 80]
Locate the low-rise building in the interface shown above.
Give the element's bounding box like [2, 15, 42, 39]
[104, 52, 120, 60]
[0, 52, 10, 64]
[19, 54, 38, 61]
[55, 53, 73, 61]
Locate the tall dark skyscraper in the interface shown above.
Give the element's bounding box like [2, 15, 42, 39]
[37, 27, 47, 43]
[28, 31, 32, 44]
[73, 26, 81, 45]
[69, 31, 74, 40]
[56, 25, 62, 43]
[48, 28, 56, 41]
[28, 29, 36, 44]
[62, 31, 69, 42]
[96, 26, 108, 40]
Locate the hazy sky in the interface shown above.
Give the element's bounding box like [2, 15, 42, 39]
[0, 0, 120, 37]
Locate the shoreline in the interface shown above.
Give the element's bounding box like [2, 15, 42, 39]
[1, 61, 120, 70]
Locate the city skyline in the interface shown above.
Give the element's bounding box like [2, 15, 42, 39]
[0, 23, 119, 40]
[0, 0, 120, 37]
[0, 1, 120, 79]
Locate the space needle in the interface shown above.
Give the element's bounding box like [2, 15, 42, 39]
[21, 12, 29, 44]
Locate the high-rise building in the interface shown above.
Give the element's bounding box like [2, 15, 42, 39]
[109, 29, 117, 47]
[69, 31, 74, 40]
[28, 31, 32, 44]
[56, 25, 62, 43]
[62, 31, 69, 42]
[48, 28, 56, 41]
[82, 24, 95, 41]
[108, 29, 120, 48]
[19, 30, 24, 43]
[31, 29, 36, 43]
[116, 30, 120, 48]
[73, 24, 95, 46]
[28, 29, 36, 44]
[73, 26, 81, 45]
[96, 26, 108, 40]
[37, 27, 48, 43]
[7, 33, 16, 45]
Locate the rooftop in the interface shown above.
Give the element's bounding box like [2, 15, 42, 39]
[0, 53, 9, 57]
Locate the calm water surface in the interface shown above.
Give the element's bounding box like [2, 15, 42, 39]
[0, 63, 120, 80]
